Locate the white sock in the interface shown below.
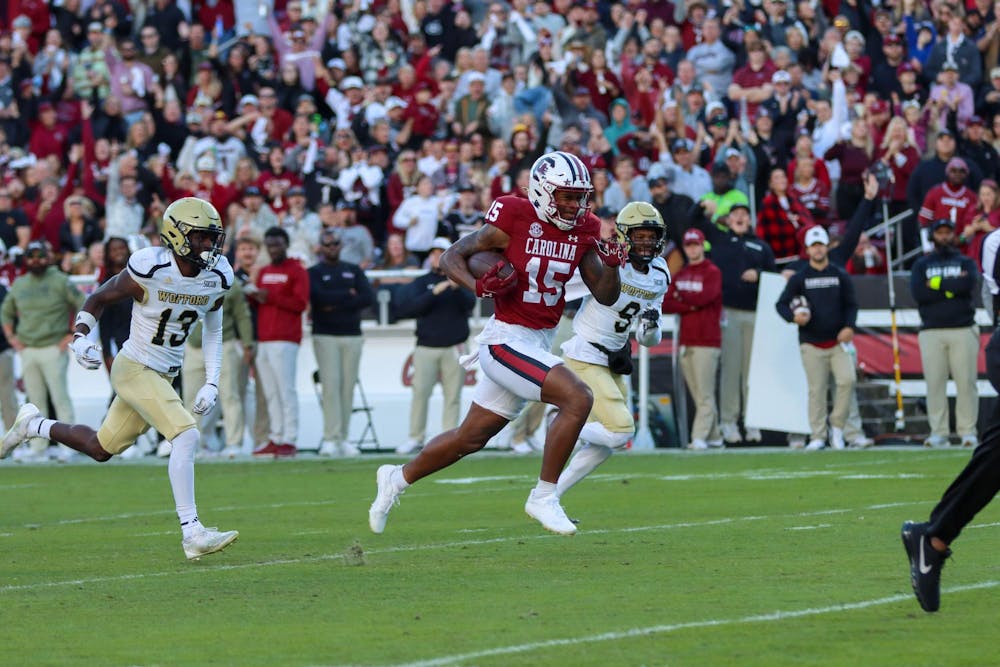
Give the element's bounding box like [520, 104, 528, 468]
[556, 443, 613, 497]
[390, 465, 409, 490]
[28, 418, 55, 440]
[168, 428, 201, 538]
[533, 480, 557, 497]
[578, 422, 633, 448]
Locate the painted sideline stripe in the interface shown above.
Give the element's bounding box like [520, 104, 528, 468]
[391, 581, 1000, 667]
[0, 501, 940, 594]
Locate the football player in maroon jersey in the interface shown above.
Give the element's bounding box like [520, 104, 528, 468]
[370, 151, 625, 535]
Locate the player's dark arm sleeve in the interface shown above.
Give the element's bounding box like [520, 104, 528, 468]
[841, 273, 859, 328]
[775, 274, 800, 322]
[831, 197, 874, 266]
[392, 279, 434, 320]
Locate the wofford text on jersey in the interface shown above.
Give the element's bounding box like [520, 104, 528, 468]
[156, 290, 212, 306]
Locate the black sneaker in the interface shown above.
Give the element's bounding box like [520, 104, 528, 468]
[901, 521, 951, 612]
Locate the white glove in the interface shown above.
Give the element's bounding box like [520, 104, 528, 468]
[70, 334, 102, 370]
[192, 383, 219, 415]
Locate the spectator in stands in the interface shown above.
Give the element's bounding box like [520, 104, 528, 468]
[910, 218, 981, 448]
[823, 118, 874, 219]
[669, 137, 712, 201]
[393, 174, 447, 263]
[393, 237, 475, 455]
[776, 226, 858, 451]
[662, 228, 723, 450]
[698, 163, 750, 225]
[309, 227, 375, 457]
[0, 281, 14, 430]
[918, 157, 979, 252]
[757, 167, 814, 265]
[604, 156, 652, 214]
[957, 115, 1000, 183]
[0, 241, 84, 462]
[249, 227, 309, 459]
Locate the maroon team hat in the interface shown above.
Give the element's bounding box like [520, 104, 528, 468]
[683, 228, 705, 245]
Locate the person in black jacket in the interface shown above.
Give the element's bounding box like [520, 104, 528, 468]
[392, 237, 476, 455]
[309, 228, 376, 457]
[909, 218, 981, 449]
[776, 226, 858, 451]
[697, 202, 776, 444]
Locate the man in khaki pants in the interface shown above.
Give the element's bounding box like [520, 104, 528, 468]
[910, 218, 981, 448]
[1, 241, 84, 462]
[662, 228, 724, 449]
[392, 238, 476, 454]
[776, 227, 858, 451]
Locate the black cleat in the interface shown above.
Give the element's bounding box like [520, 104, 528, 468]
[901, 521, 951, 612]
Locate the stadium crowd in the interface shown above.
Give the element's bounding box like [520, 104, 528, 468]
[0, 0, 998, 457]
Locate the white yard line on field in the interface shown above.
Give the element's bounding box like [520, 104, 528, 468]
[785, 524, 833, 531]
[389, 581, 1000, 667]
[0, 501, 945, 594]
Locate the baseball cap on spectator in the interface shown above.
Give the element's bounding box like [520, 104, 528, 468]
[12, 16, 31, 29]
[845, 30, 865, 45]
[573, 86, 589, 97]
[288, 186, 306, 197]
[686, 0, 708, 10]
[457, 183, 477, 193]
[386, 96, 408, 111]
[38, 101, 54, 113]
[897, 62, 916, 75]
[648, 175, 669, 188]
[706, 100, 726, 118]
[25, 240, 47, 255]
[340, 76, 364, 91]
[729, 202, 751, 213]
[937, 127, 955, 139]
[901, 99, 921, 111]
[429, 237, 452, 252]
[662, 97, 679, 109]
[946, 157, 969, 171]
[185, 111, 201, 125]
[725, 147, 742, 159]
[711, 162, 731, 176]
[968, 115, 985, 127]
[870, 99, 889, 114]
[239, 94, 260, 107]
[368, 144, 389, 155]
[198, 61, 213, 71]
[804, 226, 829, 246]
[296, 93, 314, 106]
[931, 218, 956, 231]
[672, 137, 694, 153]
[196, 155, 216, 172]
[87, 21, 103, 33]
[884, 34, 902, 46]
[467, 72, 486, 84]
[942, 61, 959, 71]
[243, 186, 262, 197]
[291, 29, 305, 40]
[771, 70, 791, 84]
[918, 21, 935, 33]
[755, 106, 772, 121]
[683, 228, 705, 245]
[327, 58, 346, 70]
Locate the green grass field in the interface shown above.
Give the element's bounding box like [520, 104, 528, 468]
[1, 448, 998, 666]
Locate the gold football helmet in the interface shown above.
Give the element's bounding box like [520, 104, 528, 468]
[616, 202, 666, 265]
[160, 197, 225, 269]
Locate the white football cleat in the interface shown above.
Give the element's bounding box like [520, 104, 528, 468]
[340, 441, 361, 457]
[720, 422, 741, 443]
[687, 439, 708, 450]
[960, 435, 978, 448]
[805, 439, 827, 451]
[369, 464, 404, 534]
[220, 446, 242, 460]
[525, 490, 577, 535]
[318, 440, 339, 457]
[745, 427, 762, 442]
[182, 525, 239, 560]
[829, 426, 846, 450]
[1, 403, 40, 459]
[850, 436, 874, 449]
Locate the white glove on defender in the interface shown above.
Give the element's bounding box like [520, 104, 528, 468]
[192, 383, 219, 415]
[70, 334, 102, 370]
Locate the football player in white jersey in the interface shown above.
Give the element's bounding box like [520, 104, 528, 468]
[0, 197, 240, 560]
[555, 202, 670, 500]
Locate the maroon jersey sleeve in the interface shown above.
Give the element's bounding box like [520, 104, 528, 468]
[484, 197, 601, 329]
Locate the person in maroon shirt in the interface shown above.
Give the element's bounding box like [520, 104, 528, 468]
[823, 118, 874, 219]
[28, 102, 67, 161]
[662, 227, 723, 449]
[728, 42, 776, 120]
[403, 83, 440, 147]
